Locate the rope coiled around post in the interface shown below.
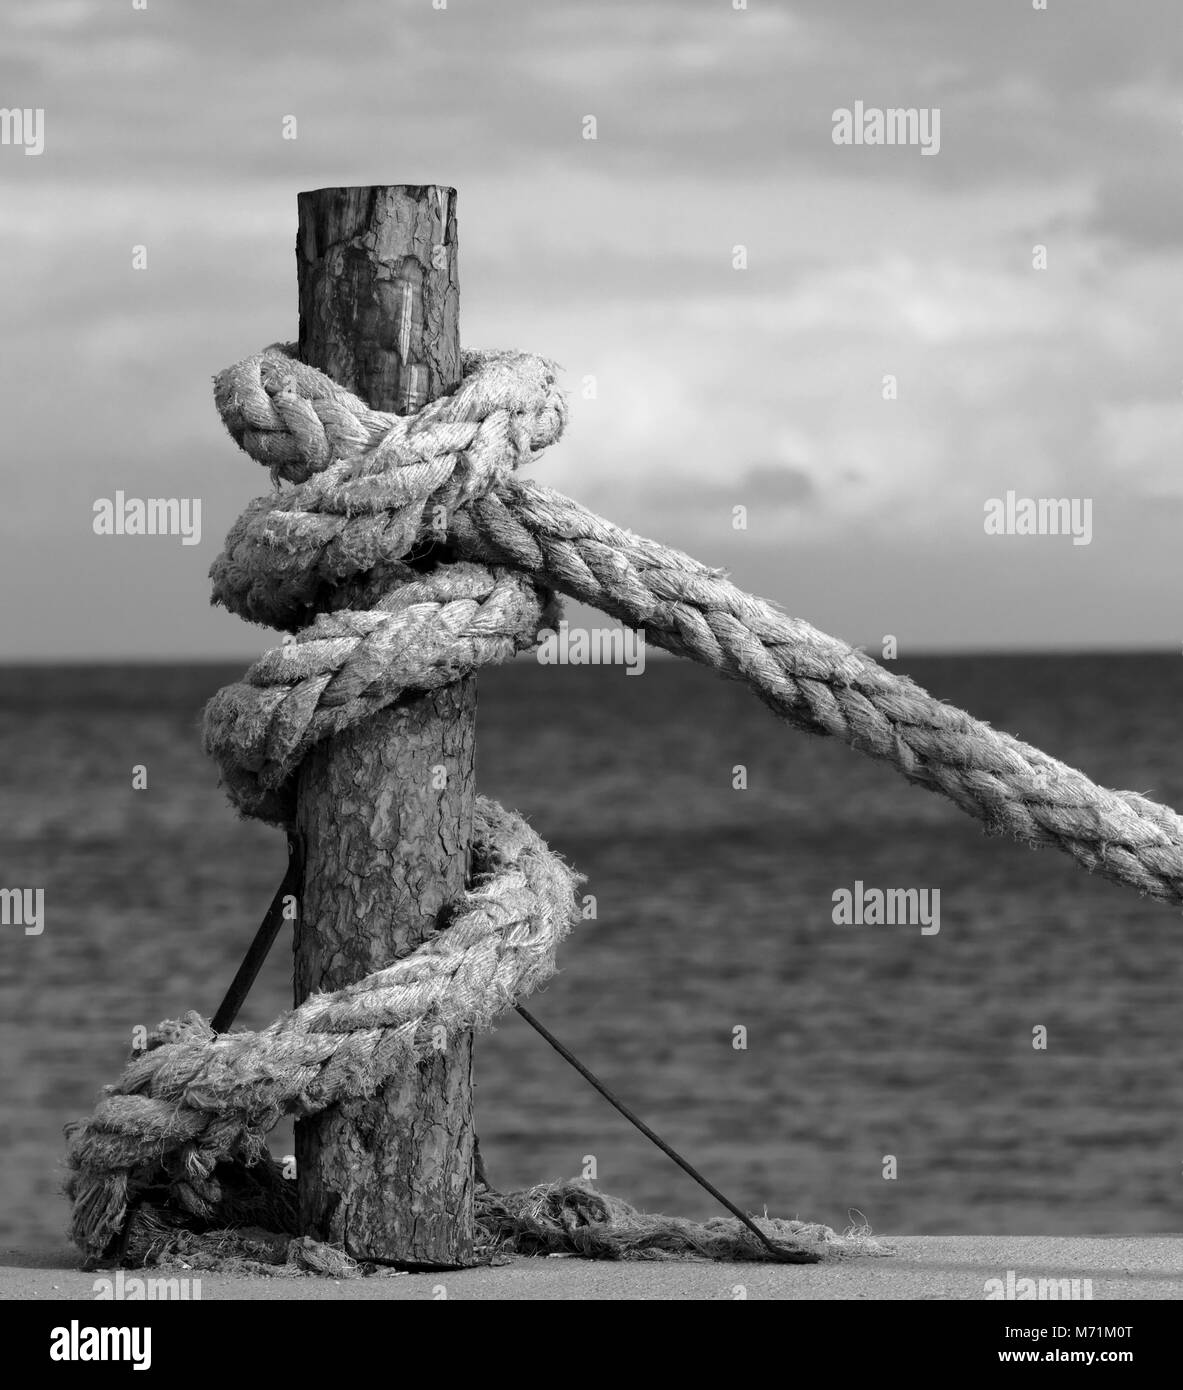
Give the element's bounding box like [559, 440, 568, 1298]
[65, 339, 1183, 1269]
[66, 799, 581, 1257]
[207, 343, 1183, 904]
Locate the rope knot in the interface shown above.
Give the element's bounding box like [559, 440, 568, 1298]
[204, 348, 568, 826]
[66, 335, 1183, 1272]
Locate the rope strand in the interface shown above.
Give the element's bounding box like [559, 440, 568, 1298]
[65, 340, 1182, 1269]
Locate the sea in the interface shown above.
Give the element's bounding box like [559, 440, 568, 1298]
[2, 653, 1181, 1252]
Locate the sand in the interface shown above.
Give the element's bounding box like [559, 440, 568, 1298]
[3, 1236, 1180, 1300]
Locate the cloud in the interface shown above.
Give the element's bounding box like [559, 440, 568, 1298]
[1088, 173, 1183, 250]
[1096, 401, 1183, 499]
[3, 0, 1183, 653]
[642, 462, 816, 519]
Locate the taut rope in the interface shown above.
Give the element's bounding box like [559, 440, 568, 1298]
[65, 341, 1183, 1266]
[208, 346, 1183, 901]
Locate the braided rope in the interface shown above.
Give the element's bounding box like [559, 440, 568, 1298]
[210, 345, 566, 629]
[65, 799, 581, 1256]
[204, 563, 559, 824]
[66, 349, 580, 1256]
[454, 482, 1183, 904]
[209, 344, 1183, 906]
[66, 338, 1183, 1263]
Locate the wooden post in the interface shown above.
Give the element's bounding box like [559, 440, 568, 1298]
[292, 185, 476, 1268]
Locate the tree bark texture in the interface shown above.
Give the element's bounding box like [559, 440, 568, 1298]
[292, 185, 476, 1267]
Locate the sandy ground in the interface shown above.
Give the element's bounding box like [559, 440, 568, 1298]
[2, 1236, 1180, 1300]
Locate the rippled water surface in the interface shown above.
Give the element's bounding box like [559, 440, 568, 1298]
[2, 654, 1181, 1250]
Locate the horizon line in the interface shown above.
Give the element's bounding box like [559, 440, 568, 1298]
[2, 646, 1181, 667]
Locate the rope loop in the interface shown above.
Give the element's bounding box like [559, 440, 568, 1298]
[204, 347, 568, 824]
[65, 338, 1183, 1268]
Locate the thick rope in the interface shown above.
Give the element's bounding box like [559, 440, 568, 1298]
[210, 345, 566, 629]
[455, 481, 1183, 903]
[205, 562, 559, 823]
[209, 346, 1183, 905]
[65, 799, 581, 1257]
[203, 346, 568, 824]
[66, 338, 1183, 1268]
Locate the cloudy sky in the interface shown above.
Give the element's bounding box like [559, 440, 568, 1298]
[2, 0, 1181, 657]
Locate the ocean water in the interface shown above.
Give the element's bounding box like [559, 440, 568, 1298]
[1, 653, 1181, 1252]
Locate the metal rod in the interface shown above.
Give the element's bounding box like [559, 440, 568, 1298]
[513, 1003, 817, 1264]
[110, 835, 303, 1262]
[210, 831, 302, 1035]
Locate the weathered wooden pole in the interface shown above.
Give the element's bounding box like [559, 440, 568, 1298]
[292, 185, 476, 1267]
